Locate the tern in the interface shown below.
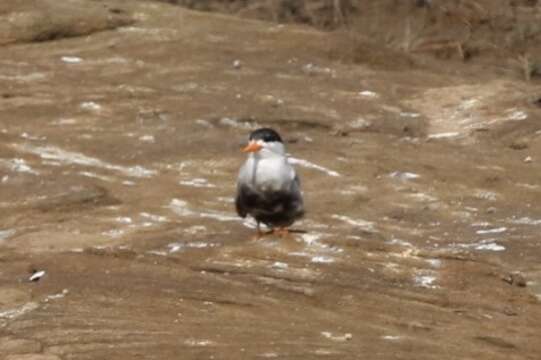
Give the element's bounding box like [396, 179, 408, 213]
[235, 128, 304, 238]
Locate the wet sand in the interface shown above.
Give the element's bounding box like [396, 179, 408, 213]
[1, 1, 541, 359]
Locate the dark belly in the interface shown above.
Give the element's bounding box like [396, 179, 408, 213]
[235, 184, 304, 227]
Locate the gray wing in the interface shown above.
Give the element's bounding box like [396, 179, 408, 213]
[235, 182, 248, 218]
[235, 161, 252, 218]
[289, 173, 304, 217]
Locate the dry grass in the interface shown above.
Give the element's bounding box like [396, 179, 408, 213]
[162, 0, 541, 79]
[512, 53, 541, 81]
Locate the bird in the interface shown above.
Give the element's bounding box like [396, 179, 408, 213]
[235, 128, 304, 238]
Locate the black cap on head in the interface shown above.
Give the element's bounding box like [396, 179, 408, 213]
[249, 128, 283, 143]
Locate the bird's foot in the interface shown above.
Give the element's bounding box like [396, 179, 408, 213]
[272, 227, 290, 238]
[252, 229, 265, 241]
[252, 227, 291, 240]
[252, 227, 274, 240]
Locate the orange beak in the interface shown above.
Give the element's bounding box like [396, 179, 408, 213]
[242, 140, 263, 153]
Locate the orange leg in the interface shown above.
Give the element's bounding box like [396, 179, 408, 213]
[252, 224, 295, 240]
[252, 222, 262, 240]
[272, 227, 290, 238]
[252, 222, 269, 240]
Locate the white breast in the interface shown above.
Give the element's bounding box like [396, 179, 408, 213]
[238, 156, 295, 192]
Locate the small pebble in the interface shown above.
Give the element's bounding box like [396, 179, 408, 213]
[502, 271, 527, 287]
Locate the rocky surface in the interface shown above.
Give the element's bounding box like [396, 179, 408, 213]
[1, 0, 541, 359]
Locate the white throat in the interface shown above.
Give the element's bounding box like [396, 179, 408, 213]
[242, 141, 292, 191]
[252, 141, 286, 159]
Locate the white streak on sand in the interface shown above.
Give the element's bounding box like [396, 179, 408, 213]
[0, 73, 47, 82]
[140, 212, 168, 223]
[168, 199, 195, 217]
[272, 262, 289, 270]
[474, 242, 505, 251]
[79, 171, 115, 182]
[427, 132, 460, 140]
[321, 331, 353, 341]
[169, 199, 238, 222]
[184, 339, 214, 347]
[147, 250, 168, 256]
[311, 256, 335, 264]
[0, 229, 16, 242]
[45, 289, 69, 301]
[61, 56, 83, 63]
[184, 225, 207, 234]
[0, 302, 39, 319]
[509, 217, 541, 225]
[506, 109, 527, 121]
[389, 171, 420, 181]
[386, 238, 413, 247]
[476, 227, 507, 235]
[426, 259, 442, 268]
[301, 233, 322, 245]
[21, 132, 45, 140]
[139, 135, 155, 143]
[332, 215, 375, 231]
[288, 157, 340, 177]
[13, 144, 156, 178]
[219, 117, 258, 129]
[80, 101, 102, 111]
[414, 274, 438, 288]
[0, 158, 39, 175]
[115, 217, 133, 224]
[168, 241, 217, 253]
[199, 211, 238, 222]
[358, 90, 379, 98]
[400, 112, 420, 118]
[455, 239, 506, 252]
[102, 229, 125, 238]
[179, 178, 216, 188]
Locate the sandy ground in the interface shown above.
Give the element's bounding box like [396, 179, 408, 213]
[1, 1, 541, 359]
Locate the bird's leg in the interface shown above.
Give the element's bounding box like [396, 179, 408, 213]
[252, 221, 264, 240]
